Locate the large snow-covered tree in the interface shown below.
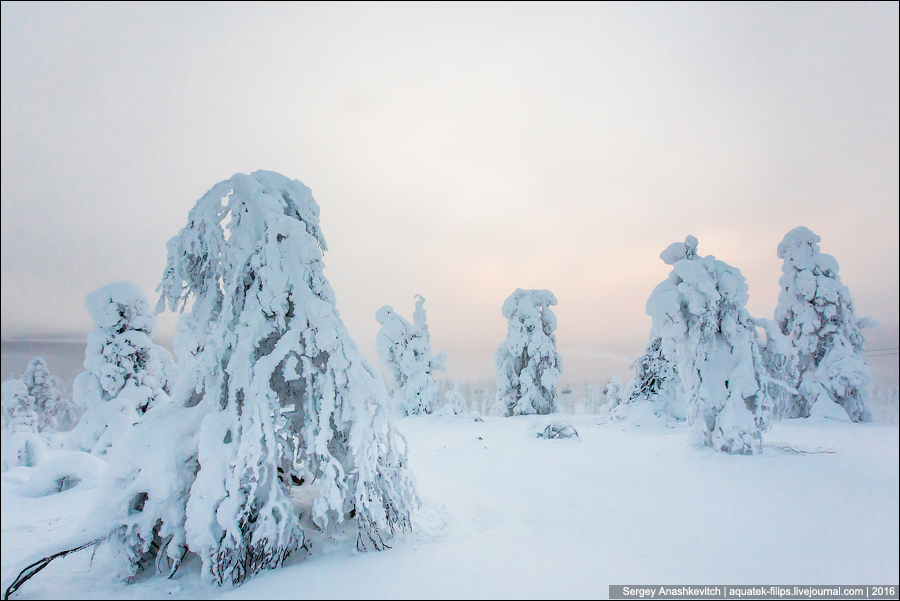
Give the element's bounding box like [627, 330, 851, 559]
[774, 226, 871, 421]
[647, 237, 777, 454]
[376, 295, 446, 415]
[76, 171, 418, 587]
[495, 289, 562, 416]
[67, 282, 172, 457]
[616, 237, 700, 420]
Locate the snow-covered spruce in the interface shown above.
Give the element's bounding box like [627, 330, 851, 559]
[23, 357, 79, 432]
[774, 226, 871, 421]
[1, 378, 51, 472]
[755, 317, 800, 423]
[647, 237, 778, 454]
[614, 238, 701, 421]
[67, 282, 172, 457]
[375, 295, 446, 415]
[2, 378, 39, 435]
[618, 338, 685, 419]
[604, 375, 624, 408]
[83, 171, 417, 586]
[494, 289, 562, 416]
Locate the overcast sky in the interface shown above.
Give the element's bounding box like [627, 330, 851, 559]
[2, 2, 898, 380]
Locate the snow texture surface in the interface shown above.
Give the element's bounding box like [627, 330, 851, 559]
[2, 414, 897, 598]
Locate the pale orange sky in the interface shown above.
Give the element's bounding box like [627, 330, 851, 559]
[2, 3, 898, 380]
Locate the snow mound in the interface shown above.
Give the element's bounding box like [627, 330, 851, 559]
[19, 450, 106, 497]
[808, 399, 852, 422]
[434, 403, 463, 418]
[599, 399, 680, 431]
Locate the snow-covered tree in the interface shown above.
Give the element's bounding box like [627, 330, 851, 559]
[604, 375, 624, 407]
[443, 383, 467, 414]
[376, 295, 446, 415]
[67, 282, 171, 457]
[2, 379, 38, 434]
[22, 357, 79, 432]
[647, 237, 776, 454]
[77, 171, 418, 587]
[610, 238, 700, 421]
[774, 226, 871, 421]
[0, 379, 48, 473]
[755, 317, 800, 421]
[495, 289, 562, 416]
[619, 337, 685, 419]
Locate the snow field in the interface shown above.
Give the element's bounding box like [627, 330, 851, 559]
[2, 412, 897, 599]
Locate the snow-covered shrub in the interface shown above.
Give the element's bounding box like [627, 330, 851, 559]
[67, 282, 171, 457]
[775, 227, 871, 421]
[376, 295, 446, 415]
[23, 357, 80, 432]
[86, 171, 417, 586]
[647, 237, 777, 454]
[495, 289, 562, 416]
[537, 421, 579, 439]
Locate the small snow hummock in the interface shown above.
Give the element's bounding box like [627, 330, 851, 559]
[495, 289, 562, 416]
[646, 236, 781, 454]
[774, 226, 872, 422]
[376, 295, 446, 416]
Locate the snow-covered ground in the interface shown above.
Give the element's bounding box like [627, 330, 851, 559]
[2, 411, 897, 599]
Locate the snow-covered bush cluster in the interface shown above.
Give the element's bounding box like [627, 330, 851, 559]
[775, 226, 871, 421]
[495, 289, 562, 416]
[376, 295, 446, 415]
[67, 282, 174, 457]
[83, 170, 418, 586]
